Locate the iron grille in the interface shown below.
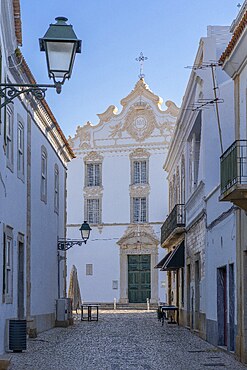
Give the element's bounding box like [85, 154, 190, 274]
[220, 140, 247, 195]
[161, 204, 185, 245]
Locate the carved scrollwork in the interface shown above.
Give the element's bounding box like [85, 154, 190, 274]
[83, 151, 103, 163]
[83, 186, 103, 198]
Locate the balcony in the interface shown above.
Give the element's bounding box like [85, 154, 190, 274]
[161, 204, 185, 248]
[220, 140, 247, 211]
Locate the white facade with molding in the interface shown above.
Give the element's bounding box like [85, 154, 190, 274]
[67, 79, 179, 305]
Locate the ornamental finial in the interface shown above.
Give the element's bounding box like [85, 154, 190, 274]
[135, 52, 148, 79]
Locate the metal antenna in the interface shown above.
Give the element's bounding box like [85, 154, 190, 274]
[185, 61, 224, 154]
[135, 52, 148, 79]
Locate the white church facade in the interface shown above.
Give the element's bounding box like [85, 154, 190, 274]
[67, 79, 179, 305]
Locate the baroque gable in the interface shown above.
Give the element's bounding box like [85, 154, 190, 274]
[69, 79, 179, 152]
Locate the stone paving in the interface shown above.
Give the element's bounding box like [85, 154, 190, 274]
[9, 310, 247, 370]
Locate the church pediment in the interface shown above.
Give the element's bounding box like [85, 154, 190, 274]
[69, 79, 179, 151]
[117, 225, 159, 247]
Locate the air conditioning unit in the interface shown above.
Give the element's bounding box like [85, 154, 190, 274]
[8, 319, 27, 352]
[56, 298, 72, 321]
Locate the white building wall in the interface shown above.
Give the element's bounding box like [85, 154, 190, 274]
[0, 0, 73, 353]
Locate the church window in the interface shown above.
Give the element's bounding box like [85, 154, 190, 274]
[86, 198, 101, 224]
[133, 197, 147, 223]
[132, 160, 147, 184]
[86, 163, 102, 187]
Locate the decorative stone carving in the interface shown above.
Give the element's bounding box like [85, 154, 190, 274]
[117, 224, 159, 247]
[97, 105, 118, 123]
[129, 148, 150, 159]
[164, 100, 180, 117]
[120, 79, 162, 107]
[83, 151, 103, 163]
[109, 122, 123, 139]
[129, 184, 150, 197]
[125, 105, 156, 142]
[83, 186, 103, 198]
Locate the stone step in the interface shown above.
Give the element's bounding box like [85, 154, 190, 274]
[81, 302, 158, 310]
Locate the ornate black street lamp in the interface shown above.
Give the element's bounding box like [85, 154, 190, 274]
[57, 221, 92, 251]
[0, 17, 81, 108]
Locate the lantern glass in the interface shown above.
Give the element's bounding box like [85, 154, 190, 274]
[39, 17, 81, 84]
[79, 221, 91, 242]
[46, 41, 76, 79]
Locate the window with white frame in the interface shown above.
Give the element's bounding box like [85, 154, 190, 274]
[41, 146, 47, 203]
[86, 198, 100, 224]
[86, 163, 102, 187]
[86, 264, 93, 275]
[6, 107, 14, 170]
[132, 160, 147, 184]
[133, 197, 147, 223]
[54, 164, 59, 213]
[3, 226, 13, 303]
[17, 121, 24, 180]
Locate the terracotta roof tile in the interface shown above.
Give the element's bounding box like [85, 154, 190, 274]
[13, 0, 22, 46]
[220, 11, 247, 64]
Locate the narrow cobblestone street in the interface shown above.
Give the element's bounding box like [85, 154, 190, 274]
[9, 310, 247, 370]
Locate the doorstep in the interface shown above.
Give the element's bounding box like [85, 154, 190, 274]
[0, 355, 11, 370]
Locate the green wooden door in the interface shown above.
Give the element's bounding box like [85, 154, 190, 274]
[128, 255, 151, 303]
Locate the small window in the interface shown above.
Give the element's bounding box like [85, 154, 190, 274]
[86, 163, 102, 187]
[41, 146, 47, 203]
[86, 264, 93, 276]
[133, 197, 147, 223]
[112, 280, 118, 290]
[86, 199, 100, 224]
[17, 121, 24, 180]
[54, 165, 59, 213]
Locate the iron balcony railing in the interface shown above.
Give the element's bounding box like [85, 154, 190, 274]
[161, 204, 185, 245]
[220, 140, 247, 195]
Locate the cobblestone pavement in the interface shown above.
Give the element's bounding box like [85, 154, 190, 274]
[9, 310, 247, 370]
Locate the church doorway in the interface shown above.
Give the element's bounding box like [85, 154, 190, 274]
[128, 255, 151, 303]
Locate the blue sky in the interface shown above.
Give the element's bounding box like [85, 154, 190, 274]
[20, 0, 239, 137]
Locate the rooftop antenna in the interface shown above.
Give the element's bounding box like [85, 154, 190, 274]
[135, 52, 148, 79]
[185, 61, 224, 154]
